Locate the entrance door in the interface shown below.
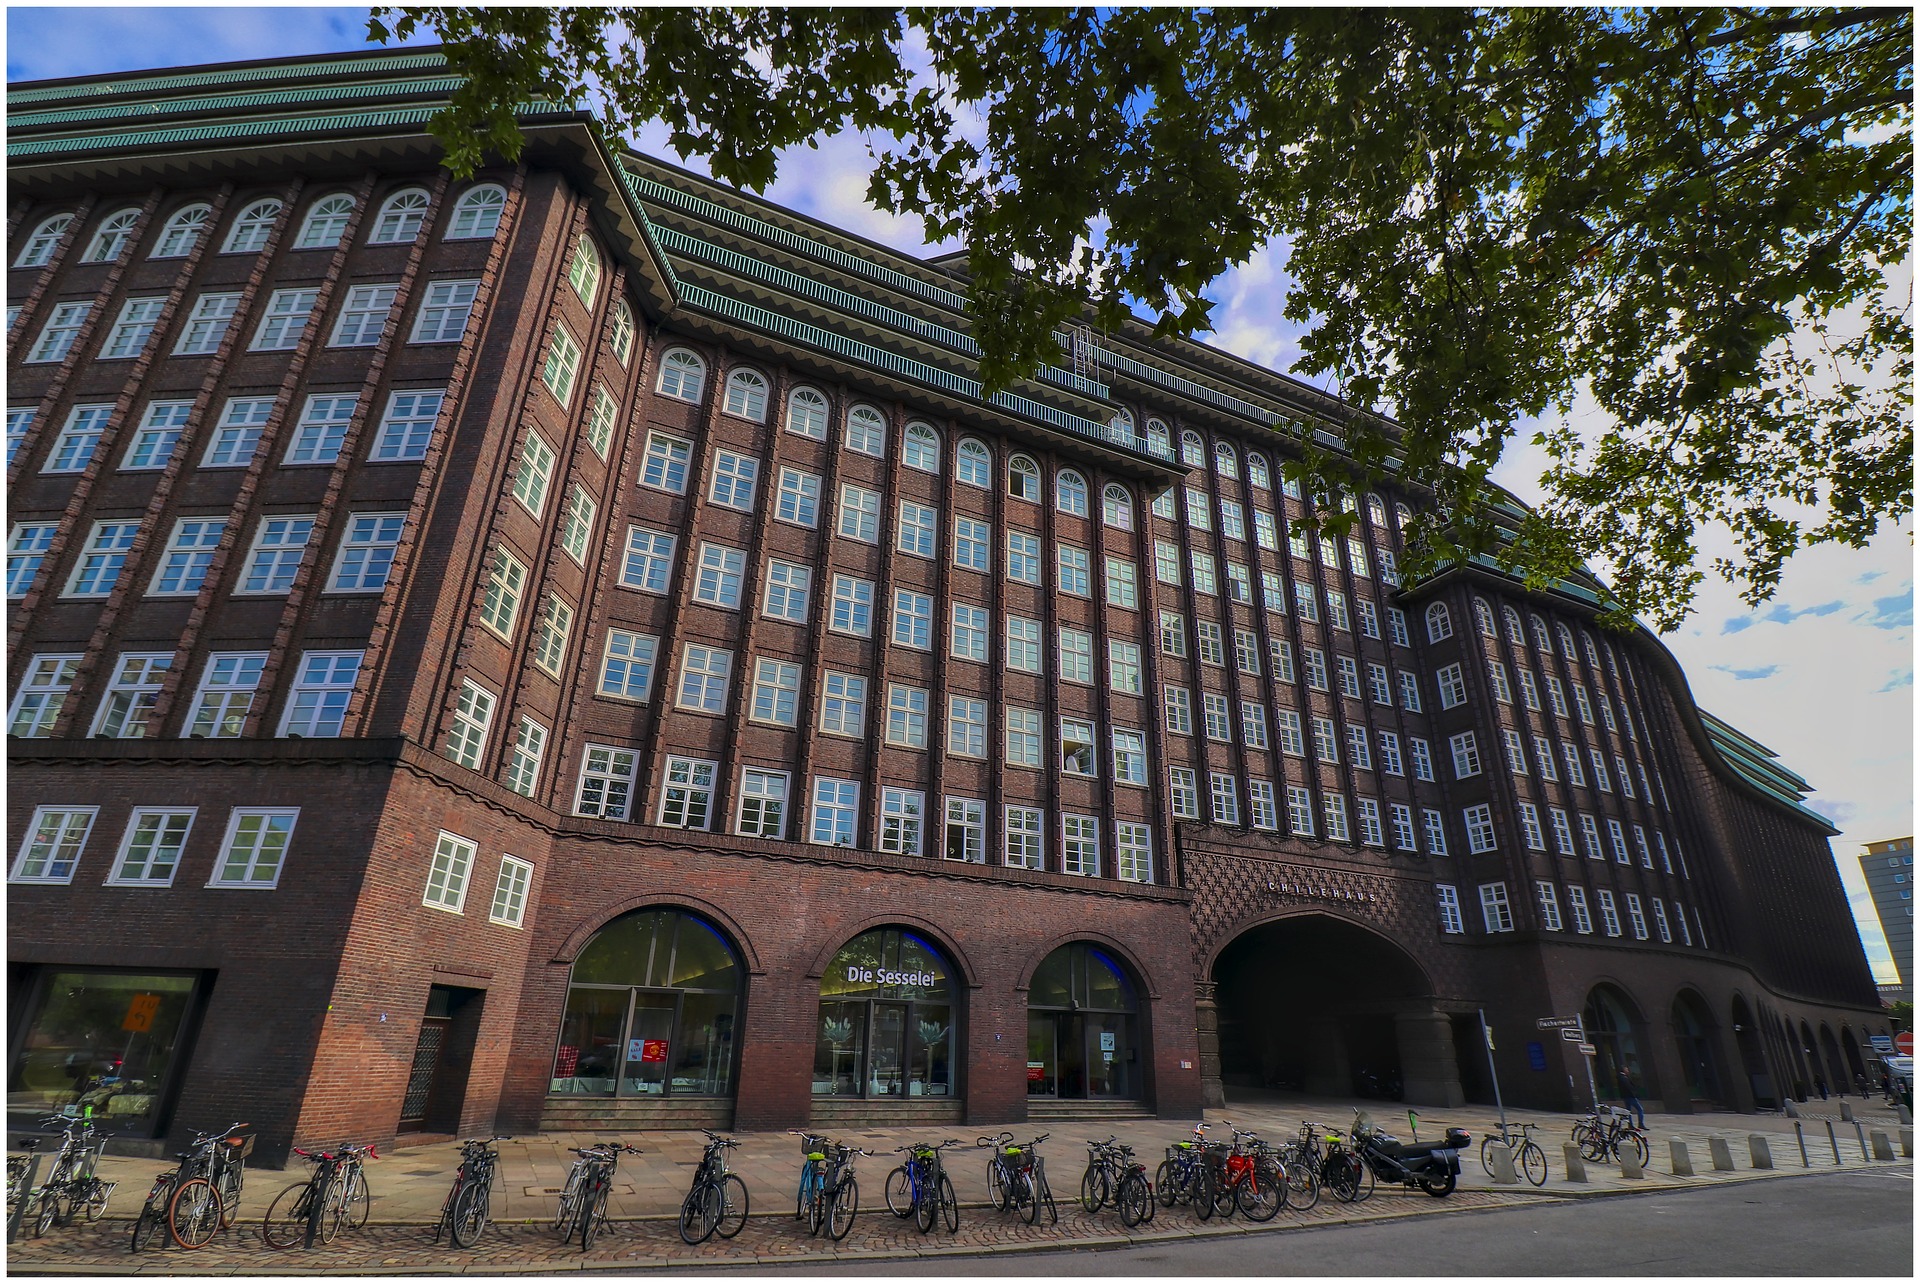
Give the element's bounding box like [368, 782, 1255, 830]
[399, 1018, 449, 1129]
[1056, 1013, 1087, 1099]
[620, 995, 676, 1096]
[867, 1003, 908, 1098]
[1027, 1014, 1057, 1097]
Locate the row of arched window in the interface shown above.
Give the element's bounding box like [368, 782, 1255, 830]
[12, 184, 509, 270]
[1425, 597, 1611, 669]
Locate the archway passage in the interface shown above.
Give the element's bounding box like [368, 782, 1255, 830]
[1670, 991, 1725, 1106]
[1211, 915, 1454, 1105]
[1584, 984, 1650, 1105]
[1729, 996, 1775, 1107]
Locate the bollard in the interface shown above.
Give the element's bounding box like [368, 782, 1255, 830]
[1748, 1134, 1774, 1169]
[1901, 1127, 1912, 1158]
[1792, 1122, 1810, 1167]
[1487, 1141, 1519, 1186]
[1669, 1138, 1694, 1176]
[5, 1153, 42, 1244]
[1708, 1136, 1736, 1171]
[1783, 1099, 1800, 1119]
[1839, 1101, 1855, 1123]
[1825, 1119, 1843, 1164]
[1854, 1120, 1869, 1161]
[1562, 1142, 1588, 1182]
[1870, 1130, 1896, 1161]
[1619, 1146, 1645, 1179]
[1899, 1105, 1912, 1127]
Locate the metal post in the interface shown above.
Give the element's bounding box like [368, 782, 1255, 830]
[1583, 1045, 1600, 1111]
[1793, 1121, 1809, 1167]
[1825, 1120, 1842, 1164]
[1479, 1008, 1507, 1134]
[303, 1159, 330, 1250]
[6, 1154, 42, 1244]
[1855, 1120, 1869, 1160]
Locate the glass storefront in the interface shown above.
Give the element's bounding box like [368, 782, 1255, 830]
[1027, 944, 1142, 1099]
[8, 969, 200, 1134]
[813, 929, 955, 1098]
[550, 909, 741, 1098]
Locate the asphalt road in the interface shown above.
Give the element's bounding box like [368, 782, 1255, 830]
[704, 1170, 1914, 1277]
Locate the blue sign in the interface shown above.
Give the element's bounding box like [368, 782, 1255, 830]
[1526, 1041, 1548, 1071]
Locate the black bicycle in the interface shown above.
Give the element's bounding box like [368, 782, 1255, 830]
[678, 1131, 747, 1246]
[885, 1138, 963, 1233]
[1480, 1120, 1549, 1186]
[262, 1142, 376, 1249]
[434, 1135, 511, 1248]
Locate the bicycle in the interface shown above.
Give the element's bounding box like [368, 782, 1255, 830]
[1209, 1124, 1285, 1222]
[884, 1138, 962, 1233]
[1572, 1107, 1650, 1167]
[261, 1142, 377, 1249]
[1299, 1120, 1372, 1203]
[166, 1124, 253, 1249]
[1077, 1135, 1121, 1213]
[7, 1137, 39, 1228]
[552, 1142, 615, 1243]
[29, 1115, 115, 1238]
[1153, 1132, 1218, 1219]
[803, 1138, 872, 1241]
[1078, 1136, 1153, 1227]
[678, 1131, 747, 1246]
[978, 1132, 1053, 1225]
[433, 1135, 511, 1248]
[1480, 1120, 1549, 1186]
[575, 1141, 640, 1251]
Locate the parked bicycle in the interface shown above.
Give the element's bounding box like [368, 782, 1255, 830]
[1299, 1121, 1372, 1202]
[26, 1114, 114, 1238]
[793, 1132, 871, 1241]
[261, 1142, 377, 1249]
[977, 1132, 1054, 1225]
[552, 1142, 623, 1247]
[1480, 1120, 1549, 1186]
[1205, 1124, 1285, 1222]
[1077, 1135, 1153, 1227]
[678, 1131, 747, 1246]
[6, 1137, 39, 1226]
[165, 1124, 253, 1249]
[884, 1138, 963, 1233]
[1572, 1107, 1649, 1167]
[1153, 1131, 1218, 1219]
[433, 1135, 511, 1248]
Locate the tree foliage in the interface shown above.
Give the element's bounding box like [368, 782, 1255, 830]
[370, 6, 1911, 628]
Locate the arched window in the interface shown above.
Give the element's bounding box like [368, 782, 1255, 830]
[82, 208, 140, 263]
[368, 188, 431, 244]
[1473, 597, 1498, 637]
[786, 386, 828, 439]
[1502, 605, 1525, 644]
[722, 368, 769, 422]
[295, 194, 356, 249]
[1008, 454, 1040, 502]
[550, 907, 743, 1099]
[844, 404, 886, 457]
[15, 214, 71, 268]
[1102, 483, 1134, 530]
[1146, 418, 1171, 457]
[1180, 431, 1205, 467]
[567, 234, 602, 305]
[1056, 469, 1089, 517]
[1426, 602, 1453, 642]
[1556, 622, 1577, 660]
[1583, 631, 1601, 666]
[903, 422, 941, 473]
[447, 184, 506, 239]
[151, 204, 211, 258]
[1530, 614, 1553, 652]
[1394, 502, 1414, 530]
[815, 927, 957, 1099]
[1366, 493, 1388, 527]
[607, 300, 634, 366]
[956, 438, 991, 488]
[1246, 452, 1271, 489]
[1027, 943, 1143, 1100]
[1214, 441, 1238, 478]
[656, 348, 706, 402]
[1108, 407, 1135, 443]
[221, 199, 282, 253]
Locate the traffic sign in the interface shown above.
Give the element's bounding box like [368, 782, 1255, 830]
[1576, 1042, 1597, 1056]
[1870, 1034, 1894, 1053]
[1896, 1031, 1914, 1056]
[1560, 1027, 1585, 1042]
[1537, 1016, 1582, 1030]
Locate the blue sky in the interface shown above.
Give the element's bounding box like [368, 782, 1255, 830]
[11, 7, 1912, 982]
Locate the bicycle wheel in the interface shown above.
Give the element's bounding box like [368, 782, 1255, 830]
[218, 1166, 244, 1229]
[1623, 1131, 1651, 1168]
[1352, 1159, 1377, 1202]
[884, 1165, 913, 1218]
[1520, 1140, 1548, 1187]
[937, 1171, 959, 1233]
[169, 1177, 222, 1249]
[580, 1182, 609, 1251]
[552, 1171, 581, 1238]
[1210, 1168, 1237, 1219]
[987, 1161, 1008, 1212]
[1574, 1124, 1605, 1162]
[33, 1190, 64, 1236]
[130, 1202, 164, 1253]
[450, 1180, 489, 1249]
[79, 1177, 111, 1223]
[806, 1185, 825, 1237]
[1191, 1163, 1216, 1221]
[1285, 1159, 1320, 1211]
[1153, 1159, 1178, 1207]
[1238, 1163, 1283, 1222]
[678, 1181, 719, 1246]
[1116, 1171, 1151, 1228]
[1080, 1163, 1109, 1214]
[261, 1182, 311, 1249]
[914, 1172, 937, 1234]
[827, 1176, 859, 1242]
[715, 1173, 748, 1239]
[1479, 1135, 1499, 1177]
[339, 1166, 371, 1230]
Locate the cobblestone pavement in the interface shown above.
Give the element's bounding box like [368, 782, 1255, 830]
[10, 1092, 1907, 1274]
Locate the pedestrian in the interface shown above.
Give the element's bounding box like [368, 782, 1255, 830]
[1617, 1066, 1647, 1129]
[1816, 1074, 1828, 1100]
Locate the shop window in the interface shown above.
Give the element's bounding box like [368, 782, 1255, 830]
[8, 969, 200, 1135]
[814, 928, 956, 1100]
[550, 909, 742, 1099]
[1026, 943, 1143, 1100]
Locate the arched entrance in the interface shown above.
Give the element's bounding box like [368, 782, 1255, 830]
[1026, 943, 1145, 1100]
[1798, 1020, 1819, 1098]
[1584, 984, 1648, 1104]
[813, 928, 957, 1101]
[550, 907, 743, 1100]
[1211, 914, 1456, 1105]
[1841, 1028, 1868, 1092]
[1817, 1025, 1847, 1098]
[1670, 991, 1724, 1105]
[1729, 996, 1774, 1107]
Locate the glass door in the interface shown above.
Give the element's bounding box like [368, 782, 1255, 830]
[867, 1003, 907, 1097]
[1057, 1013, 1087, 1098]
[620, 993, 677, 1096]
[1026, 1013, 1057, 1096]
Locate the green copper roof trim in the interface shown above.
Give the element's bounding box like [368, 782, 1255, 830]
[8, 98, 568, 158]
[652, 225, 1106, 399]
[7, 49, 450, 106]
[677, 283, 1173, 463]
[9, 77, 468, 129]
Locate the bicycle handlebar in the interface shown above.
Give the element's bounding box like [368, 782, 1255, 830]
[977, 1133, 1013, 1147]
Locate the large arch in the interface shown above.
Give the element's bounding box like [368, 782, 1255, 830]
[1840, 1028, 1868, 1092]
[1816, 1024, 1848, 1099]
[1729, 994, 1775, 1107]
[1207, 911, 1461, 1107]
[1669, 989, 1726, 1106]
[1584, 982, 1656, 1105]
[1798, 1020, 1820, 1098]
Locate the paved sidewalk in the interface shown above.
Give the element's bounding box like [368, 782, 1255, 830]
[10, 1092, 1907, 1273]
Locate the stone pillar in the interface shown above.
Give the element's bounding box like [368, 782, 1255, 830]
[1302, 1019, 1351, 1097]
[1396, 1009, 1466, 1108]
[1195, 980, 1226, 1110]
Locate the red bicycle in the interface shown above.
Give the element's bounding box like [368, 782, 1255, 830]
[1197, 1123, 1284, 1221]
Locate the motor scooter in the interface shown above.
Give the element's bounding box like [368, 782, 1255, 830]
[1350, 1109, 1469, 1197]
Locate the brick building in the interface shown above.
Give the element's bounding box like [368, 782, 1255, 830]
[6, 49, 1890, 1160]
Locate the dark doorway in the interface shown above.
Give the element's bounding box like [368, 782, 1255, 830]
[400, 985, 483, 1133]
